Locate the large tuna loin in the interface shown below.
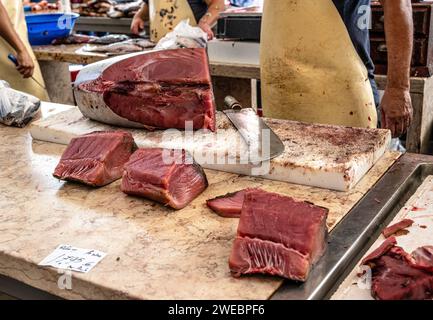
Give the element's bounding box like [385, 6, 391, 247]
[74, 48, 216, 131]
[121, 148, 208, 209]
[53, 131, 136, 187]
[229, 190, 328, 281]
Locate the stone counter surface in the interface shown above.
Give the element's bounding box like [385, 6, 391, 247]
[0, 105, 399, 300]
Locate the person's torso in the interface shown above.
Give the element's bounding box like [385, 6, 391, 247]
[332, 0, 379, 105]
[187, 0, 208, 22]
[332, 0, 374, 78]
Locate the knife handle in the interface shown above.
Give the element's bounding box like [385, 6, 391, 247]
[224, 96, 243, 111]
[8, 54, 19, 66]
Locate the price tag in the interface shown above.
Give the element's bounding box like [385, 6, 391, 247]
[39, 244, 106, 273]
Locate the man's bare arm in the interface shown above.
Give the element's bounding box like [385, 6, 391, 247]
[379, 0, 413, 138]
[0, 1, 34, 78]
[131, 3, 149, 35]
[199, 0, 225, 40]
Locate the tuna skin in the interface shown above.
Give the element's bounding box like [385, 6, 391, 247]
[121, 148, 208, 210]
[229, 190, 329, 281]
[53, 131, 137, 187]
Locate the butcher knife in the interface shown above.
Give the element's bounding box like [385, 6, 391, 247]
[223, 96, 285, 162]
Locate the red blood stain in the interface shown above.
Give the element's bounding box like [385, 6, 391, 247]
[420, 225, 428, 229]
[368, 116, 372, 122]
[412, 206, 426, 212]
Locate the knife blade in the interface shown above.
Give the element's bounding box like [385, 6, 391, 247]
[223, 96, 285, 162]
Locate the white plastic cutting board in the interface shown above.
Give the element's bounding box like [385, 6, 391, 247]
[30, 103, 391, 191]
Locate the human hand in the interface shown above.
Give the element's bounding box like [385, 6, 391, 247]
[380, 87, 413, 138]
[16, 50, 34, 78]
[131, 15, 145, 35]
[198, 21, 214, 40]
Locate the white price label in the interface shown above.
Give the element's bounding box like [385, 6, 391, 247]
[39, 244, 106, 273]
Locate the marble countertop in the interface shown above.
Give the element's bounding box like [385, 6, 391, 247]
[0, 103, 399, 300]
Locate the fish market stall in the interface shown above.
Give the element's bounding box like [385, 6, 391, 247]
[2, 1, 433, 303]
[0, 46, 407, 298]
[0, 101, 403, 299]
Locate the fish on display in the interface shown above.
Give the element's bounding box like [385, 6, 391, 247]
[51, 34, 99, 45]
[229, 190, 329, 281]
[121, 148, 209, 210]
[74, 48, 216, 131]
[52, 34, 132, 46]
[88, 34, 131, 45]
[108, 0, 142, 18]
[84, 39, 155, 55]
[53, 131, 137, 187]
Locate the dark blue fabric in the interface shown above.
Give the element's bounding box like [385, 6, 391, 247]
[332, 0, 380, 107]
[142, 0, 208, 22]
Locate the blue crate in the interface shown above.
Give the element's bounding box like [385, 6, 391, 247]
[25, 13, 80, 46]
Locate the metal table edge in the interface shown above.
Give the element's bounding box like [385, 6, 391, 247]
[271, 152, 433, 300]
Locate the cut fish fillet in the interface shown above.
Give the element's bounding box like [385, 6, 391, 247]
[121, 148, 208, 209]
[229, 190, 328, 281]
[53, 131, 137, 187]
[206, 188, 262, 218]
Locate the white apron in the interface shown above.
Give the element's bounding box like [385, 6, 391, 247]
[148, 0, 197, 42]
[0, 0, 49, 101]
[260, 0, 377, 128]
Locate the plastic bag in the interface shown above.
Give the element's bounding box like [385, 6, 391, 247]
[155, 19, 208, 50]
[0, 80, 41, 128]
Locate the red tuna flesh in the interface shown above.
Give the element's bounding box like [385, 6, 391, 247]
[121, 148, 208, 209]
[77, 48, 216, 131]
[53, 131, 137, 187]
[229, 190, 329, 281]
[361, 237, 398, 265]
[382, 219, 415, 238]
[412, 246, 433, 273]
[361, 239, 433, 300]
[206, 188, 263, 218]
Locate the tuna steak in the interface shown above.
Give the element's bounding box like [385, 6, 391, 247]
[121, 148, 208, 209]
[229, 190, 328, 281]
[362, 238, 433, 300]
[53, 131, 136, 187]
[74, 48, 216, 131]
[206, 188, 262, 218]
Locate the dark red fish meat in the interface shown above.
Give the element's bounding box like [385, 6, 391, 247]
[229, 190, 328, 281]
[53, 131, 136, 187]
[361, 239, 433, 300]
[382, 219, 415, 238]
[206, 188, 262, 218]
[121, 148, 208, 210]
[74, 48, 216, 131]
